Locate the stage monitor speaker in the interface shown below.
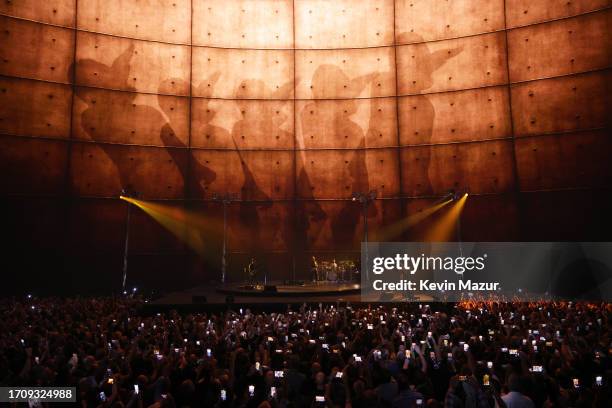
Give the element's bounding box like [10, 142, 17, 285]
[192, 295, 207, 304]
[263, 285, 278, 293]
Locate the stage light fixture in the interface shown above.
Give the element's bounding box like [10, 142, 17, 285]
[212, 192, 239, 284]
[120, 189, 139, 294]
[352, 190, 377, 282]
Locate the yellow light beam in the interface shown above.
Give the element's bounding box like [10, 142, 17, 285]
[372, 198, 452, 241]
[120, 197, 223, 257]
[424, 193, 468, 242]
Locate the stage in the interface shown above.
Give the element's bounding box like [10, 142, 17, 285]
[217, 281, 361, 297]
[148, 281, 360, 309]
[146, 281, 435, 312]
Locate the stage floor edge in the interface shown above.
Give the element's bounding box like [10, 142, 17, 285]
[216, 281, 361, 297]
[147, 282, 434, 310]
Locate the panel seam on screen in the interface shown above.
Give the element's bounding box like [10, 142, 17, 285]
[7, 188, 607, 202]
[186, 0, 193, 201]
[3, 127, 607, 150]
[63, 0, 78, 199]
[185, 0, 194, 272]
[292, 0, 298, 280]
[503, 0, 525, 240]
[2, 6, 609, 49]
[392, 0, 405, 223]
[3, 67, 610, 100]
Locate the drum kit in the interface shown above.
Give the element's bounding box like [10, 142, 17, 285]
[313, 258, 356, 283]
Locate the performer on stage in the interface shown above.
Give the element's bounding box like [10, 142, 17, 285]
[311, 256, 319, 282]
[330, 258, 338, 282]
[246, 257, 258, 283]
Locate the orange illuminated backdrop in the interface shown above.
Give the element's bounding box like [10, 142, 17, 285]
[1, 1, 610, 290]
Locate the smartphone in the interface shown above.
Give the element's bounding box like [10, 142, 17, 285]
[99, 392, 106, 401]
[134, 384, 139, 394]
[572, 378, 579, 388]
[463, 343, 469, 352]
[220, 389, 227, 401]
[336, 372, 343, 378]
[206, 348, 212, 357]
[108, 378, 114, 384]
[532, 365, 543, 373]
[596, 376, 603, 386]
[270, 386, 277, 398]
[405, 350, 411, 358]
[248, 385, 255, 397]
[354, 356, 362, 362]
[34, 357, 39, 364]
[416, 399, 423, 406]
[509, 349, 518, 356]
[255, 362, 260, 370]
[275, 370, 284, 378]
[459, 375, 467, 381]
[487, 361, 493, 369]
[447, 352, 453, 361]
[315, 396, 325, 402]
[483, 374, 490, 386]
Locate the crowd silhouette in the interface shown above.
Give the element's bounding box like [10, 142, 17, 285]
[1, 297, 609, 407]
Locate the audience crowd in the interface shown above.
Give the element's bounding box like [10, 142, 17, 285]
[0, 297, 610, 407]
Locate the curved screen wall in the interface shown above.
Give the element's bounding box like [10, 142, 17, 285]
[1, 0, 610, 288]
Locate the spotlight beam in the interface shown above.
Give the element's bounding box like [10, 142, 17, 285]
[119, 196, 224, 259]
[424, 193, 468, 242]
[373, 197, 452, 241]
